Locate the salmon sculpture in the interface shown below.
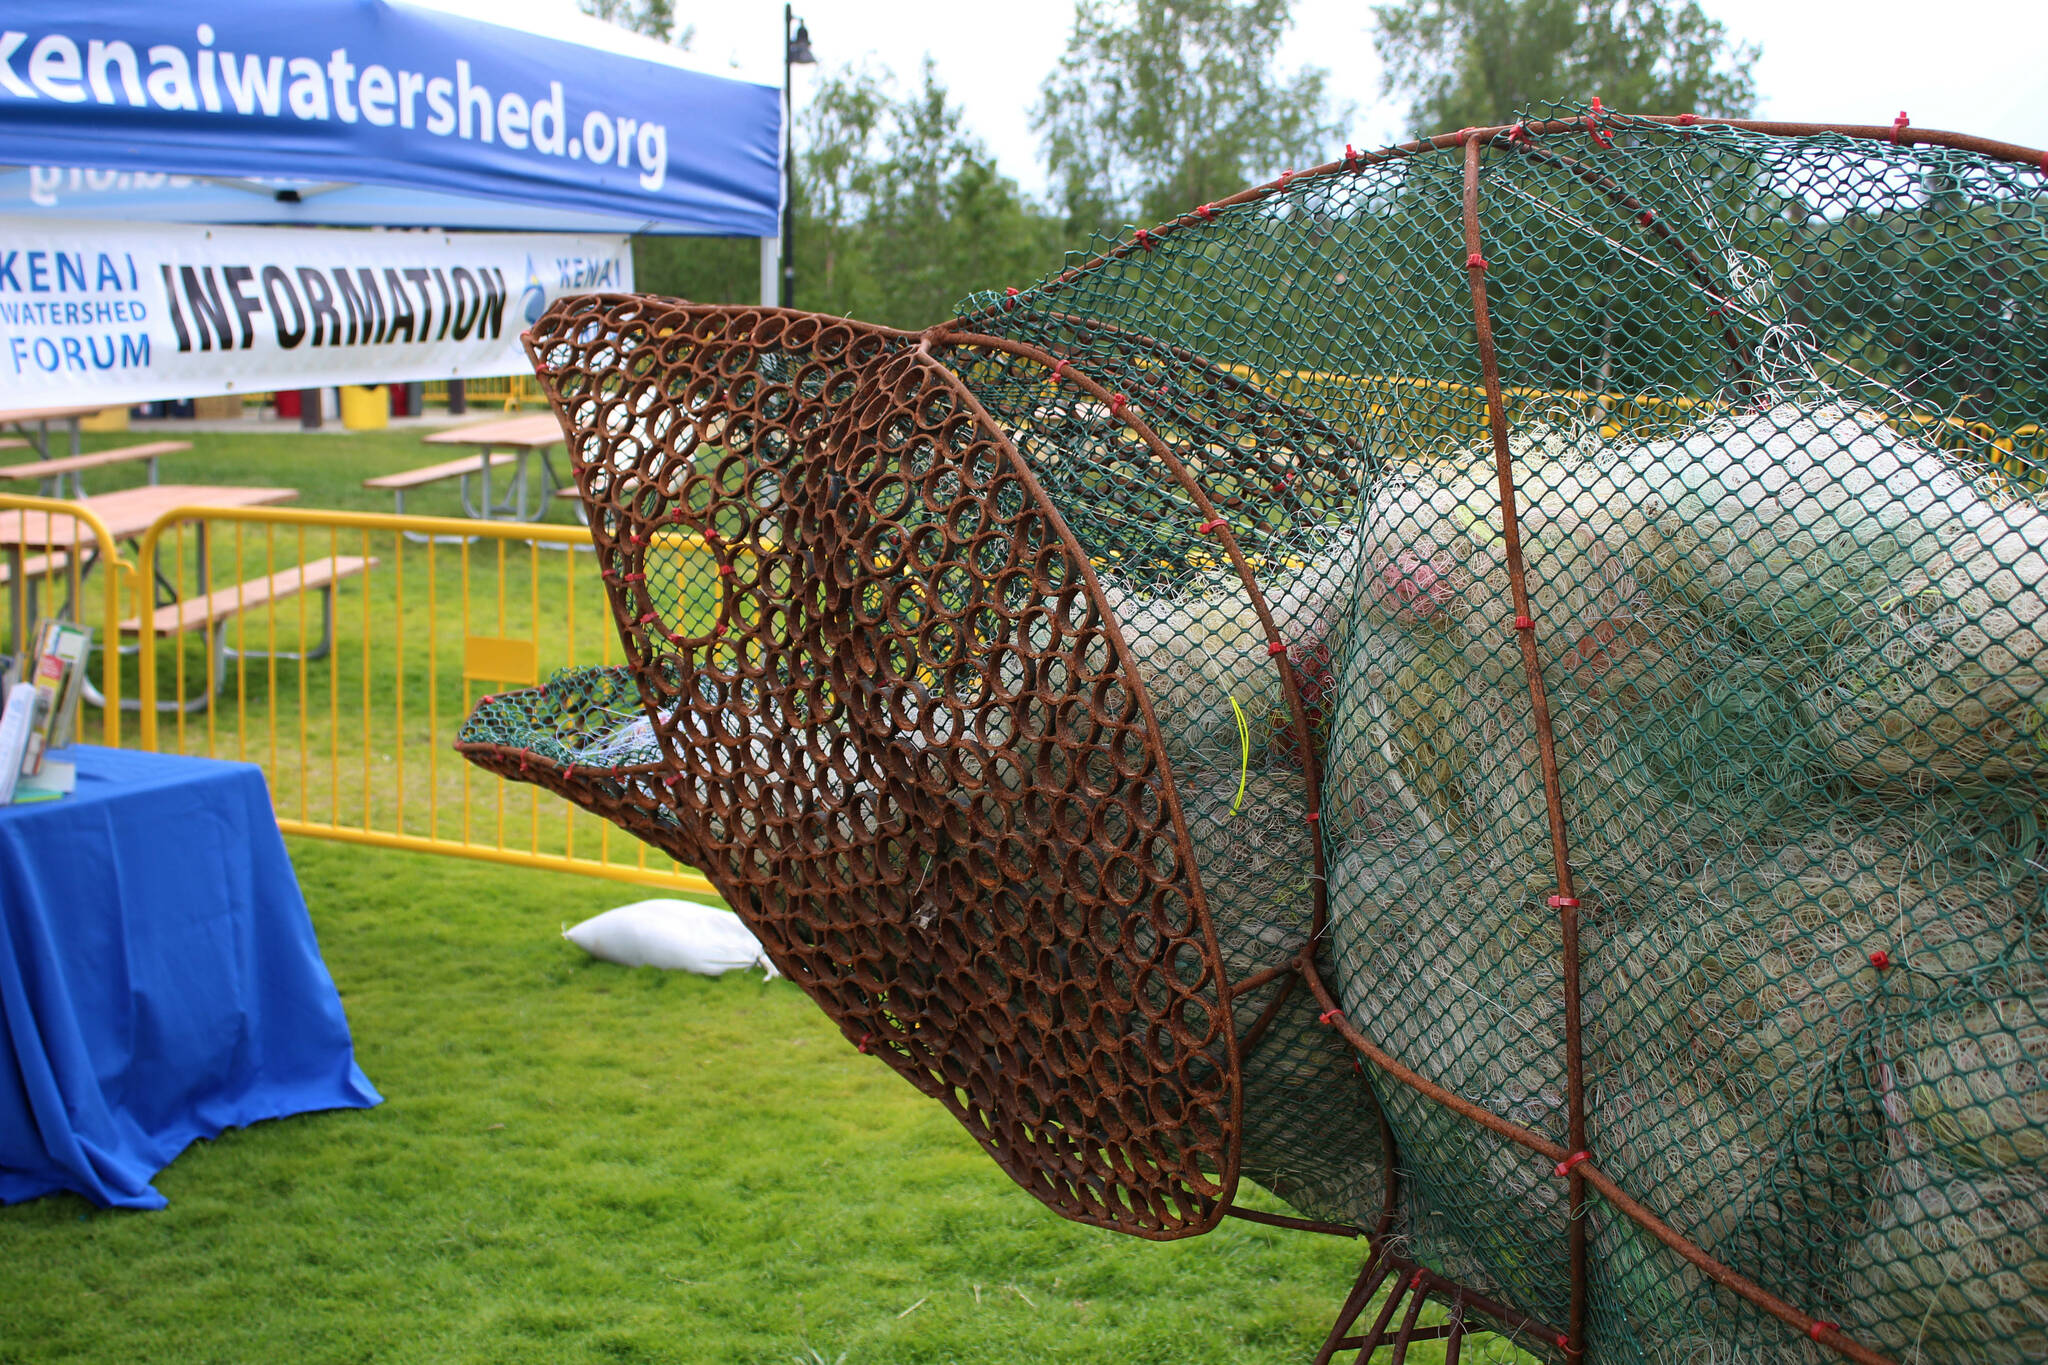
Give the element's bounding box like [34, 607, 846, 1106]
[460, 109, 2048, 1365]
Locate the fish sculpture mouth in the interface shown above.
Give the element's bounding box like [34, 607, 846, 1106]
[456, 297, 1368, 1241]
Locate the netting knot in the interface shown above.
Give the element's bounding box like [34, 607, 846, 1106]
[1318, 1009, 1344, 1027]
[1891, 111, 1909, 143]
[1134, 228, 1155, 252]
[1547, 895, 1581, 909]
[1554, 1149, 1592, 1178]
[1809, 1322, 1840, 1342]
[1466, 252, 1488, 271]
[1870, 949, 1893, 971]
[1266, 641, 1289, 657]
[1197, 517, 1225, 534]
[1513, 615, 1535, 630]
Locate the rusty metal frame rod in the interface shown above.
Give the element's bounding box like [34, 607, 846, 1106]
[1014, 114, 2044, 306]
[909, 334, 1247, 1231]
[1461, 131, 1592, 1359]
[933, 329, 1334, 939]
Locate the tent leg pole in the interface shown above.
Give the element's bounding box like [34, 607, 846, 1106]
[759, 236, 779, 309]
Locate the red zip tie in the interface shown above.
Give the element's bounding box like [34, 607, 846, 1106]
[1467, 253, 1488, 271]
[563, 765, 577, 781]
[858, 1035, 872, 1054]
[1134, 228, 1155, 251]
[1810, 1322, 1839, 1342]
[1870, 949, 1892, 971]
[1408, 1270, 1426, 1290]
[1266, 641, 1288, 656]
[717, 564, 733, 576]
[1554, 1149, 1592, 1177]
[636, 611, 658, 625]
[1585, 96, 1614, 148]
[1344, 143, 1360, 169]
[1198, 517, 1225, 534]
[1548, 895, 1581, 909]
[1051, 359, 1069, 381]
[1004, 286, 1019, 309]
[1508, 121, 1532, 145]
[662, 773, 679, 788]
[1277, 169, 1295, 188]
[478, 693, 499, 705]
[1557, 1336, 1584, 1357]
[619, 572, 645, 583]
[665, 631, 686, 645]
[1195, 203, 1216, 220]
[1637, 208, 1655, 227]
[1513, 615, 1535, 630]
[1677, 112, 1696, 126]
[1304, 810, 1320, 823]
[1891, 111, 1908, 143]
[1109, 393, 1131, 417]
[1318, 1009, 1343, 1026]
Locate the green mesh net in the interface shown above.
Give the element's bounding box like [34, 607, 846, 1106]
[460, 108, 2048, 1363]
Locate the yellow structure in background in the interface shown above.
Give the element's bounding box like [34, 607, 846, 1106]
[339, 386, 391, 430]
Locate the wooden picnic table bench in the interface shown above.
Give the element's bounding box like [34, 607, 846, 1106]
[118, 554, 376, 711]
[0, 440, 190, 497]
[363, 451, 521, 515]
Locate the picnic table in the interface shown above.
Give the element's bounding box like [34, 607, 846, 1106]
[0, 402, 113, 462]
[0, 484, 300, 700]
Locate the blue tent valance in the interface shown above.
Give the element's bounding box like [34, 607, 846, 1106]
[0, 2, 781, 235]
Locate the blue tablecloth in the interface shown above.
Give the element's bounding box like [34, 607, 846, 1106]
[0, 746, 379, 1209]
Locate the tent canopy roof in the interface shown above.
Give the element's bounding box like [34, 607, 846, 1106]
[0, 1, 782, 235]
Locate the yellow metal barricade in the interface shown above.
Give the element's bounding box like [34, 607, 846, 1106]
[131, 505, 715, 897]
[0, 491, 129, 736]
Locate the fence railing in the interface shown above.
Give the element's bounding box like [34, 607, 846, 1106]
[99, 503, 715, 896]
[0, 492, 129, 738]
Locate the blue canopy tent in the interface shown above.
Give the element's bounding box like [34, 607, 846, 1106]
[0, 0, 784, 296]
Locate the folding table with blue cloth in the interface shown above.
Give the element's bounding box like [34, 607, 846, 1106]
[0, 746, 379, 1210]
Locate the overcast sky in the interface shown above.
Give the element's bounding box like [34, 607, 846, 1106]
[669, 0, 2047, 202]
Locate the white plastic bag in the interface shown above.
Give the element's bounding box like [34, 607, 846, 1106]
[563, 899, 780, 978]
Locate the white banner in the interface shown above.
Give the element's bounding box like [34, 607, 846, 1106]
[0, 218, 632, 407]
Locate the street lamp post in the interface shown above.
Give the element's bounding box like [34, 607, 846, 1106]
[782, 6, 815, 310]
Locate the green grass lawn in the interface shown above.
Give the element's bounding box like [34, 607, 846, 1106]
[0, 840, 1521, 1365]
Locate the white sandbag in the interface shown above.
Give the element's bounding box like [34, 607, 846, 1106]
[563, 899, 780, 978]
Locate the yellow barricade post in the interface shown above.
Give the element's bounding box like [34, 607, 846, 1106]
[0, 491, 128, 738]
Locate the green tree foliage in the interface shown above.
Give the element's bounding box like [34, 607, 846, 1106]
[1374, 0, 1758, 135]
[636, 61, 1061, 327]
[577, 0, 689, 47]
[1035, 0, 1346, 234]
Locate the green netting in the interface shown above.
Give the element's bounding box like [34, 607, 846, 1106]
[463, 107, 2048, 1363]
[952, 110, 2047, 1361]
